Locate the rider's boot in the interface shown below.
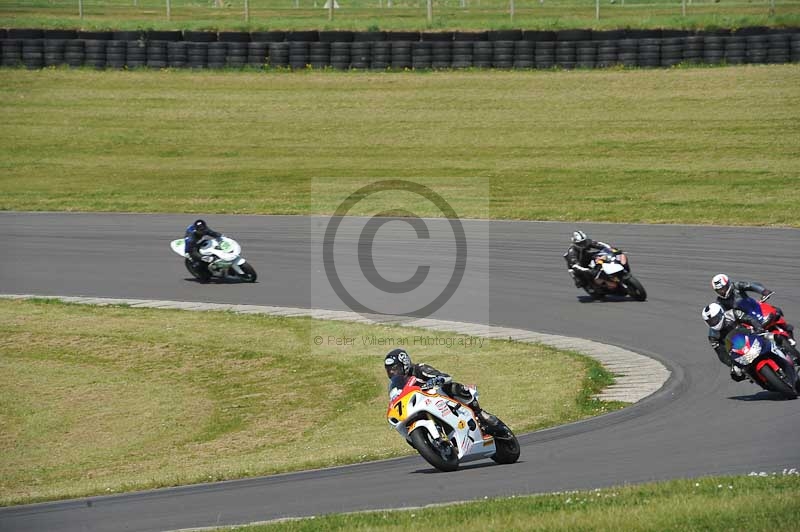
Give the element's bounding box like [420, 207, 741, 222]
[469, 400, 502, 436]
[776, 336, 800, 366]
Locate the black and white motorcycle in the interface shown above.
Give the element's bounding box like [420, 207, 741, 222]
[570, 249, 647, 301]
[170, 236, 257, 283]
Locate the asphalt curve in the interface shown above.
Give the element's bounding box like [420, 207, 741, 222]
[1, 212, 799, 532]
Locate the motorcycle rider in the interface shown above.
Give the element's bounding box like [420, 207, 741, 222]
[702, 302, 770, 382]
[384, 348, 503, 435]
[711, 273, 774, 311]
[184, 219, 222, 279]
[563, 230, 622, 289]
[711, 273, 798, 351]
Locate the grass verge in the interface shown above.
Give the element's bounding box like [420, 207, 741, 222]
[0, 1, 799, 32]
[207, 473, 800, 531]
[0, 298, 623, 506]
[1, 66, 798, 226]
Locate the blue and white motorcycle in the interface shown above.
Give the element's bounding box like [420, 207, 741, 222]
[726, 327, 799, 399]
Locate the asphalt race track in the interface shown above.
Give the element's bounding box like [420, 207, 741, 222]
[1, 212, 799, 532]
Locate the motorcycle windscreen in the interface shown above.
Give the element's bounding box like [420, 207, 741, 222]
[389, 375, 407, 400]
[735, 297, 765, 321]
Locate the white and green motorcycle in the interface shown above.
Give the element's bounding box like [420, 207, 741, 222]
[170, 236, 257, 283]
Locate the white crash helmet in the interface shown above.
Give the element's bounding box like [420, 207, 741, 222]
[702, 303, 725, 331]
[711, 273, 733, 299]
[571, 230, 589, 248]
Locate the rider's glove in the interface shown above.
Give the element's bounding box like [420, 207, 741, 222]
[762, 290, 774, 300]
[424, 376, 446, 388]
[730, 366, 747, 382]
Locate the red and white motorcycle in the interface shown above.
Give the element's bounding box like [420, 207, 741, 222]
[736, 294, 799, 360]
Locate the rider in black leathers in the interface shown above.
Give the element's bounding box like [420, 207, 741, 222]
[563, 230, 621, 289]
[384, 348, 502, 435]
[710, 272, 797, 349]
[702, 301, 800, 382]
[702, 302, 766, 381]
[711, 273, 774, 311]
[184, 219, 222, 279]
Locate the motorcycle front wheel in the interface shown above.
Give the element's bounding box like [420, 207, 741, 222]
[237, 262, 258, 283]
[410, 428, 459, 472]
[491, 425, 521, 465]
[623, 274, 647, 301]
[759, 365, 798, 399]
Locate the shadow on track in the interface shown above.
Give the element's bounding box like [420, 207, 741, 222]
[729, 391, 798, 402]
[576, 295, 644, 304]
[411, 460, 523, 475]
[182, 277, 259, 285]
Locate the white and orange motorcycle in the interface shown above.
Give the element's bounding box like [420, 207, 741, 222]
[387, 375, 520, 472]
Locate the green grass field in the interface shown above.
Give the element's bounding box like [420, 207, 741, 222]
[1, 12, 798, 520]
[0, 298, 620, 506]
[1, 65, 798, 226]
[1, 0, 800, 31]
[210, 473, 800, 531]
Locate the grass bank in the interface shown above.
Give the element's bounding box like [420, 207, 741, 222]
[0, 298, 621, 506]
[210, 473, 800, 531]
[1, 0, 799, 32]
[1, 66, 798, 226]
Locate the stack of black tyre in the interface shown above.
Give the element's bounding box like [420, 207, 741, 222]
[702, 32, 727, 64]
[350, 33, 374, 69]
[452, 33, 480, 69]
[1, 26, 798, 71]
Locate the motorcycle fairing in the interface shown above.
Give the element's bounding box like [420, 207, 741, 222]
[387, 376, 496, 462]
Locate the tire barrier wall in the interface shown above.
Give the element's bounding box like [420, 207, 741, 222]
[1, 27, 798, 70]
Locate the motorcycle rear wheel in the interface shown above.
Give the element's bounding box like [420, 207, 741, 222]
[410, 428, 459, 472]
[758, 365, 798, 399]
[184, 258, 211, 283]
[584, 286, 605, 300]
